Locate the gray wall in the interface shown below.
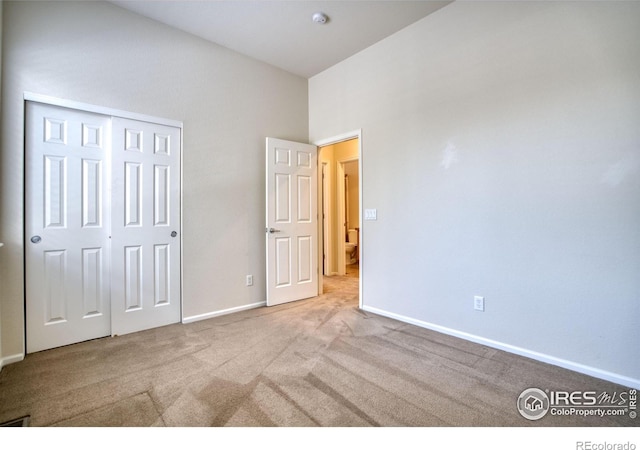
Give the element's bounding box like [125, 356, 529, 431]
[0, 1, 308, 363]
[310, 1, 640, 384]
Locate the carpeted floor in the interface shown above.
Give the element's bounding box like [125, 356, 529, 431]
[0, 273, 635, 427]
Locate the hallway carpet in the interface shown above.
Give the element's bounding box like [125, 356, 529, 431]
[0, 275, 634, 427]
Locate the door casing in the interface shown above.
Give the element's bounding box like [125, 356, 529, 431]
[337, 156, 359, 276]
[313, 130, 363, 308]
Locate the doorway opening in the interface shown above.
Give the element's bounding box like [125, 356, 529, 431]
[316, 132, 362, 307]
[264, 131, 362, 309]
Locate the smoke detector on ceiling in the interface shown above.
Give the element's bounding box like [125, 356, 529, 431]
[312, 12, 329, 24]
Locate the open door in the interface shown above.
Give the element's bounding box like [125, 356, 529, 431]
[266, 137, 318, 306]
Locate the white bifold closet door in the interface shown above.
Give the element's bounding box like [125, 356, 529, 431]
[25, 102, 181, 353]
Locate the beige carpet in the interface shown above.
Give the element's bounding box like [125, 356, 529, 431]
[0, 274, 635, 427]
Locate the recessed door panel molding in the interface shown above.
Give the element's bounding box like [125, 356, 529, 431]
[26, 100, 181, 353]
[154, 244, 170, 306]
[297, 175, 311, 223]
[275, 173, 291, 223]
[124, 162, 142, 227]
[275, 237, 292, 287]
[124, 245, 143, 311]
[275, 147, 290, 166]
[125, 129, 143, 152]
[266, 138, 318, 306]
[44, 117, 67, 145]
[82, 159, 102, 228]
[154, 165, 170, 226]
[154, 133, 170, 156]
[82, 247, 103, 317]
[44, 155, 67, 229]
[44, 250, 67, 324]
[297, 151, 311, 169]
[82, 123, 103, 149]
[297, 236, 312, 283]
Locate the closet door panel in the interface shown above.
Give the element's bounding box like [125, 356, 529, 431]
[25, 102, 111, 353]
[111, 118, 181, 335]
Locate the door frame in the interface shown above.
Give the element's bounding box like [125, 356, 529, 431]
[321, 162, 331, 276]
[313, 130, 362, 309]
[23, 92, 185, 341]
[337, 156, 359, 276]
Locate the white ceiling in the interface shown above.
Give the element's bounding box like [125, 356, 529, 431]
[110, 1, 452, 78]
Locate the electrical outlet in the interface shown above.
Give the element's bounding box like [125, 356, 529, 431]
[246, 275, 253, 286]
[474, 296, 485, 312]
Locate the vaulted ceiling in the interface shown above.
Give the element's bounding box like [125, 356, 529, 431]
[110, 1, 452, 78]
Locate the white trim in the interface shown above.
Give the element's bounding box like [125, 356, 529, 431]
[182, 301, 266, 324]
[336, 161, 346, 276]
[363, 304, 640, 390]
[314, 130, 361, 148]
[0, 353, 25, 371]
[24, 92, 183, 128]
[179, 119, 185, 325]
[313, 130, 363, 309]
[321, 162, 331, 277]
[337, 155, 359, 276]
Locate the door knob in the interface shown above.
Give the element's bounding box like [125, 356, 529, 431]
[31, 235, 42, 244]
[267, 228, 281, 234]
[171, 231, 177, 237]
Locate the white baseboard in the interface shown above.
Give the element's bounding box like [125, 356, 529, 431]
[0, 353, 24, 372]
[182, 301, 266, 324]
[362, 305, 640, 390]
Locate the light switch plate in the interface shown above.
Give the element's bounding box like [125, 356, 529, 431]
[365, 209, 377, 221]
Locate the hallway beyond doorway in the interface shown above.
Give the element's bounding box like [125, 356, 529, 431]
[345, 263, 359, 278]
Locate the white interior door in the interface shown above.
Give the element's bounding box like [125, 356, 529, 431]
[25, 102, 112, 353]
[266, 138, 318, 306]
[110, 118, 181, 335]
